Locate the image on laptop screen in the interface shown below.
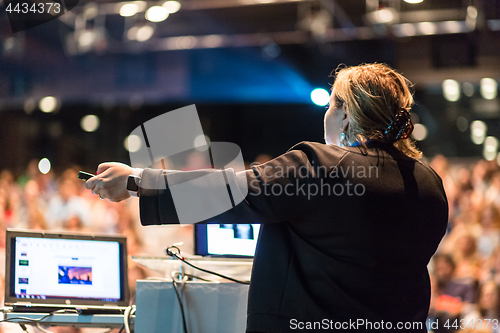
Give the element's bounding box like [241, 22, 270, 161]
[4, 229, 129, 308]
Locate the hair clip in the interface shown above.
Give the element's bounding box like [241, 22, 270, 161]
[383, 109, 413, 142]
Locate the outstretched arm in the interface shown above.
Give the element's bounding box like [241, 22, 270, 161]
[139, 149, 317, 226]
[85, 162, 133, 202]
[84, 143, 324, 225]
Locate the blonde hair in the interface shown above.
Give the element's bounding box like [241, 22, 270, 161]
[332, 63, 422, 159]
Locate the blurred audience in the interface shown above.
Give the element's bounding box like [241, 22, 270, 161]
[427, 156, 500, 332]
[2, 153, 500, 332]
[44, 171, 91, 230]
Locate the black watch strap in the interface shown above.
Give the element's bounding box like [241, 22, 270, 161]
[127, 175, 140, 193]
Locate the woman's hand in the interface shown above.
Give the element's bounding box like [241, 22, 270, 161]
[85, 162, 132, 202]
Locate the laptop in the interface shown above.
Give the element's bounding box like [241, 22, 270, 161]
[4, 229, 129, 314]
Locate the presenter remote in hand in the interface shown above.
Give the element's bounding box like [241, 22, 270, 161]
[85, 63, 448, 333]
[84, 162, 133, 202]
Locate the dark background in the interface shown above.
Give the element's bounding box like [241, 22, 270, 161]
[0, 0, 499, 173]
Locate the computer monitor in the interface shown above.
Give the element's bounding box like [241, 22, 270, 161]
[194, 224, 261, 257]
[4, 229, 129, 308]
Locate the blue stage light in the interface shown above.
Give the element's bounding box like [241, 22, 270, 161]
[310, 88, 330, 106]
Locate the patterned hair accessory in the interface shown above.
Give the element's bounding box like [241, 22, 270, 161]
[383, 108, 414, 142]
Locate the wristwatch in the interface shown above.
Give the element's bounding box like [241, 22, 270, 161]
[127, 168, 143, 197]
[127, 176, 140, 197]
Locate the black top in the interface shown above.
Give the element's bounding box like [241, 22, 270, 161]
[139, 141, 448, 333]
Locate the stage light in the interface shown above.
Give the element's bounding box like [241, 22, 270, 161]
[166, 36, 197, 49]
[442, 21, 463, 34]
[134, 1, 148, 11]
[78, 30, 96, 48]
[124, 135, 142, 153]
[81, 115, 100, 132]
[480, 78, 498, 100]
[194, 135, 210, 152]
[120, 3, 139, 17]
[483, 136, 498, 161]
[404, 0, 423, 3]
[24, 98, 35, 114]
[366, 8, 397, 24]
[412, 123, 428, 141]
[262, 43, 281, 58]
[462, 82, 474, 97]
[127, 26, 139, 41]
[146, 6, 169, 22]
[442, 79, 460, 102]
[83, 4, 98, 20]
[467, 6, 478, 20]
[38, 158, 51, 174]
[395, 23, 417, 37]
[177, 36, 196, 49]
[39, 96, 58, 113]
[456, 116, 468, 132]
[201, 35, 224, 48]
[3, 37, 15, 53]
[136, 25, 154, 42]
[471, 120, 487, 145]
[418, 22, 437, 35]
[162, 1, 181, 14]
[466, 6, 478, 30]
[311, 88, 330, 106]
[376, 9, 394, 23]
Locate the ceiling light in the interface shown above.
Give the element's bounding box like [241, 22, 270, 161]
[418, 22, 437, 35]
[136, 25, 155, 42]
[165, 36, 197, 49]
[162, 1, 181, 14]
[412, 123, 428, 141]
[442, 21, 463, 34]
[81, 115, 100, 132]
[456, 116, 468, 132]
[39, 96, 58, 113]
[124, 135, 142, 152]
[467, 6, 478, 19]
[462, 82, 474, 97]
[127, 26, 139, 40]
[146, 6, 169, 22]
[366, 8, 397, 24]
[201, 35, 224, 48]
[394, 23, 417, 37]
[38, 158, 51, 174]
[483, 136, 499, 161]
[78, 30, 96, 48]
[120, 3, 139, 17]
[470, 120, 487, 145]
[442, 79, 460, 102]
[83, 4, 98, 19]
[480, 78, 498, 100]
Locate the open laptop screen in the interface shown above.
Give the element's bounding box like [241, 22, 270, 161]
[5, 229, 129, 307]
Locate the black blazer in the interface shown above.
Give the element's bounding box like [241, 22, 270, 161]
[139, 141, 448, 333]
